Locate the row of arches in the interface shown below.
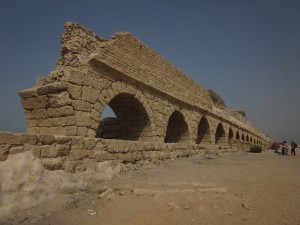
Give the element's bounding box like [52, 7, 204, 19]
[94, 92, 265, 148]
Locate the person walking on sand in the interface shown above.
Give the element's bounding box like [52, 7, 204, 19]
[281, 141, 287, 155]
[278, 143, 282, 155]
[291, 141, 297, 156]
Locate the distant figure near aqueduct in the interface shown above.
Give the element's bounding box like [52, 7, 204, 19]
[18, 22, 270, 150]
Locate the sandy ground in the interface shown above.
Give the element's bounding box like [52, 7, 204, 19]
[2, 150, 300, 225]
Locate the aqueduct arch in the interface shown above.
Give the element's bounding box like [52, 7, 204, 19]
[92, 81, 157, 141]
[236, 131, 240, 140]
[165, 110, 190, 143]
[228, 128, 234, 147]
[215, 123, 226, 145]
[196, 116, 211, 144]
[17, 22, 272, 153]
[96, 93, 153, 141]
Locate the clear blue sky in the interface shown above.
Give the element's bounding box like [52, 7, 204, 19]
[0, 0, 299, 144]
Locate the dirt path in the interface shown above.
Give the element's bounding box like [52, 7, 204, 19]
[3, 150, 300, 225]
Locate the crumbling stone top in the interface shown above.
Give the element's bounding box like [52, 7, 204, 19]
[50, 22, 213, 109]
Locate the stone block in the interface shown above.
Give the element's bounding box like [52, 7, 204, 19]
[50, 116, 76, 126]
[116, 153, 133, 163]
[64, 161, 76, 173]
[42, 158, 64, 170]
[21, 95, 48, 110]
[38, 126, 77, 136]
[77, 127, 88, 136]
[26, 119, 39, 128]
[56, 144, 71, 156]
[21, 134, 38, 145]
[88, 151, 96, 159]
[26, 109, 48, 119]
[95, 141, 107, 151]
[107, 88, 115, 99]
[38, 118, 55, 127]
[142, 151, 156, 160]
[101, 89, 110, 102]
[82, 70, 110, 89]
[98, 94, 107, 107]
[70, 137, 85, 150]
[55, 136, 70, 144]
[82, 86, 100, 103]
[65, 126, 78, 136]
[0, 144, 9, 161]
[68, 83, 82, 100]
[76, 111, 91, 127]
[38, 134, 55, 145]
[74, 162, 86, 173]
[0, 132, 22, 145]
[87, 128, 97, 137]
[9, 146, 25, 155]
[90, 109, 100, 121]
[69, 150, 89, 160]
[107, 141, 126, 153]
[72, 100, 93, 111]
[36, 76, 51, 86]
[41, 146, 58, 158]
[37, 82, 68, 95]
[94, 102, 103, 112]
[48, 92, 71, 107]
[89, 118, 99, 130]
[84, 138, 96, 150]
[64, 68, 85, 85]
[18, 87, 38, 99]
[48, 106, 74, 117]
[26, 145, 41, 158]
[95, 151, 115, 162]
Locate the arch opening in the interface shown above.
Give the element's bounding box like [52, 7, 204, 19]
[236, 131, 240, 140]
[96, 93, 152, 141]
[96, 106, 120, 139]
[165, 111, 190, 143]
[228, 128, 234, 147]
[215, 123, 226, 145]
[196, 116, 211, 144]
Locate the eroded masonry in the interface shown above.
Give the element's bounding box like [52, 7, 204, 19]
[0, 22, 272, 172]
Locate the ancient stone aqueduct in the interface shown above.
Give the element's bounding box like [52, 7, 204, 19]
[0, 22, 272, 172]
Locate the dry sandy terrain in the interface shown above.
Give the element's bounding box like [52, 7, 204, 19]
[2, 150, 300, 225]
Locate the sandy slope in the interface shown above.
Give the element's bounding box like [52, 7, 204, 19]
[2, 150, 300, 225]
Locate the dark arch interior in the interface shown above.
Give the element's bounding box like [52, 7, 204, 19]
[165, 111, 190, 143]
[236, 131, 240, 140]
[196, 117, 211, 144]
[228, 128, 233, 141]
[215, 123, 226, 145]
[96, 93, 152, 141]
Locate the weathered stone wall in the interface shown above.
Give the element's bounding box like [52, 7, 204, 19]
[0, 132, 234, 173]
[19, 77, 269, 146]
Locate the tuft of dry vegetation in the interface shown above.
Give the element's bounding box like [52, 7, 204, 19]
[237, 111, 246, 117]
[207, 89, 226, 108]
